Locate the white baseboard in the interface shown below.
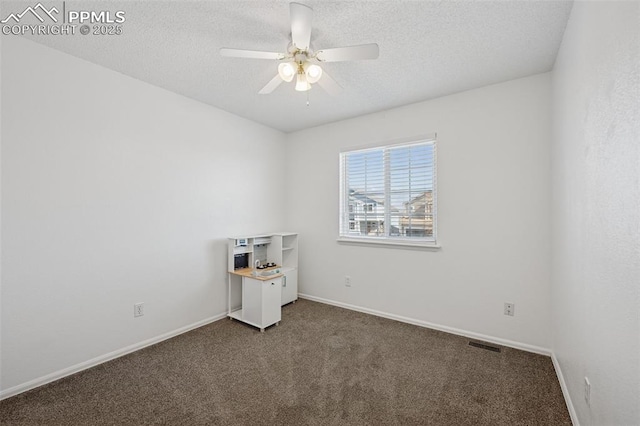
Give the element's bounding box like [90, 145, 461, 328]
[298, 293, 551, 356]
[551, 352, 579, 425]
[300, 294, 581, 422]
[3, 297, 568, 416]
[0, 312, 228, 401]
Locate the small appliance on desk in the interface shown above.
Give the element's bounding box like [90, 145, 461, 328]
[234, 253, 249, 270]
[256, 262, 277, 270]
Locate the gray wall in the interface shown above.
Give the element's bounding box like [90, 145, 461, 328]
[1, 37, 286, 394]
[285, 73, 552, 351]
[551, 1, 640, 424]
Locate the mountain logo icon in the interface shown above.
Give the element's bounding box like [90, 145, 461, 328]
[1, 3, 59, 24]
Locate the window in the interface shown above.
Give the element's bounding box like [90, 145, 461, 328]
[339, 137, 437, 246]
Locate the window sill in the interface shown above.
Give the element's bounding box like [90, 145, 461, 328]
[336, 237, 441, 250]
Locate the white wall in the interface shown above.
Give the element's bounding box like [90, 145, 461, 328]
[0, 37, 286, 393]
[550, 1, 640, 425]
[285, 73, 552, 350]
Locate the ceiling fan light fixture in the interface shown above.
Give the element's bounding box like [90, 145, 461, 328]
[222, 3, 375, 96]
[305, 63, 323, 84]
[278, 62, 296, 82]
[295, 72, 311, 91]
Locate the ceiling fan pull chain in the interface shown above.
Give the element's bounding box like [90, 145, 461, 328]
[306, 90, 310, 107]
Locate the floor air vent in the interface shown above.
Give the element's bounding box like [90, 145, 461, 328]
[468, 341, 501, 353]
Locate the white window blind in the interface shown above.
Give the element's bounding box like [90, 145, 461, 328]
[339, 138, 437, 244]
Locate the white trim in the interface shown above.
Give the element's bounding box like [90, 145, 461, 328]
[337, 237, 441, 250]
[339, 133, 437, 153]
[0, 312, 228, 401]
[339, 137, 438, 244]
[298, 293, 550, 356]
[551, 352, 579, 425]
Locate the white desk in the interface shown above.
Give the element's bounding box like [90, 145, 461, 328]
[228, 268, 282, 332]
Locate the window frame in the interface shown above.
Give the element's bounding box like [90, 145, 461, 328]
[338, 135, 439, 249]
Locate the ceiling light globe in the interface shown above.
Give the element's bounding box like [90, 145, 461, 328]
[278, 63, 295, 82]
[306, 64, 322, 83]
[295, 73, 311, 91]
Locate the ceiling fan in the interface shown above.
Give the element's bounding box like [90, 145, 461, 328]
[220, 2, 379, 95]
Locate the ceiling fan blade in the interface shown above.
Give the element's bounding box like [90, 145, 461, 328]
[316, 43, 379, 62]
[258, 74, 284, 94]
[317, 71, 342, 96]
[290, 2, 312, 51]
[220, 48, 285, 60]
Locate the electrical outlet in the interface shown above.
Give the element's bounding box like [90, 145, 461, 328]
[584, 377, 591, 406]
[345, 276, 351, 287]
[134, 302, 144, 317]
[504, 302, 515, 316]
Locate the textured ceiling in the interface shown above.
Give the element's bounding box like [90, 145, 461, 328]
[11, 0, 573, 132]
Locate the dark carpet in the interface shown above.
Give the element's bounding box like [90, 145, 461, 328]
[0, 299, 571, 425]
